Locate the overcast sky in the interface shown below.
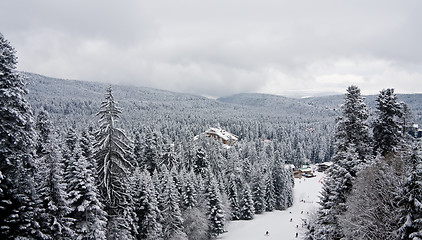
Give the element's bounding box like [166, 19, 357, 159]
[2, 0, 422, 98]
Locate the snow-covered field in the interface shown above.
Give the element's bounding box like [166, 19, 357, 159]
[219, 171, 325, 240]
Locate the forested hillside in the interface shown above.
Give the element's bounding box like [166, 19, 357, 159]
[25, 72, 338, 165]
[2, 69, 418, 240]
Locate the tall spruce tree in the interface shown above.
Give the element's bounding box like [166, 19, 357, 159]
[94, 86, 135, 239]
[35, 109, 51, 156]
[251, 168, 266, 214]
[310, 86, 371, 240]
[239, 183, 255, 220]
[142, 129, 162, 174]
[161, 173, 187, 240]
[35, 120, 74, 239]
[396, 146, 422, 239]
[182, 171, 198, 210]
[194, 147, 208, 177]
[67, 144, 108, 240]
[226, 173, 240, 220]
[206, 173, 225, 238]
[0, 33, 41, 238]
[132, 169, 163, 240]
[272, 150, 292, 210]
[264, 169, 275, 212]
[373, 88, 404, 157]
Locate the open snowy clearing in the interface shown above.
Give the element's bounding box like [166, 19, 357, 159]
[219, 171, 325, 240]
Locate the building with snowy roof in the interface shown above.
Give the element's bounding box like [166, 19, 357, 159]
[204, 127, 239, 145]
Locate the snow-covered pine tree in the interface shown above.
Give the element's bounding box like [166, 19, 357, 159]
[62, 127, 80, 203]
[239, 183, 255, 220]
[0, 33, 41, 238]
[373, 88, 404, 157]
[310, 86, 371, 240]
[194, 147, 208, 177]
[272, 150, 292, 210]
[161, 142, 179, 170]
[337, 85, 372, 162]
[264, 169, 275, 212]
[226, 173, 241, 220]
[282, 166, 294, 208]
[80, 129, 96, 168]
[182, 171, 198, 210]
[251, 167, 266, 214]
[133, 131, 144, 167]
[314, 146, 360, 239]
[160, 171, 187, 240]
[170, 166, 184, 201]
[63, 127, 78, 164]
[67, 144, 108, 240]
[35, 130, 74, 239]
[241, 157, 252, 183]
[142, 129, 162, 174]
[94, 86, 135, 239]
[396, 145, 422, 239]
[132, 169, 163, 240]
[206, 173, 225, 238]
[35, 109, 52, 156]
[181, 170, 208, 240]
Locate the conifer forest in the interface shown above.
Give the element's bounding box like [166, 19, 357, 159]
[2, 32, 422, 240]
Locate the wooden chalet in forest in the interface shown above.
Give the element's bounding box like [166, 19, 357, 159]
[204, 127, 239, 145]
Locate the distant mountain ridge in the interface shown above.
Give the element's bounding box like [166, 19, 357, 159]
[23, 72, 422, 127]
[218, 91, 422, 124]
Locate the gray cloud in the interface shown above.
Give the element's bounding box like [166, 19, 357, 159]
[1, 0, 422, 98]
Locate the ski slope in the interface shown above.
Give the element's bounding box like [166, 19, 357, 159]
[219, 171, 325, 240]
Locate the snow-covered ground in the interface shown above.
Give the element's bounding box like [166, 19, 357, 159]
[219, 171, 325, 240]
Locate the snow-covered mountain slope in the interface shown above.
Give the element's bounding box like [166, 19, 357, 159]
[219, 171, 325, 240]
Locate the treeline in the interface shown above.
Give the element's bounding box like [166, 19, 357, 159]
[1, 33, 295, 240]
[306, 86, 422, 240]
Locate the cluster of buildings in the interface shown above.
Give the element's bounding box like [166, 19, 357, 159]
[292, 162, 332, 179]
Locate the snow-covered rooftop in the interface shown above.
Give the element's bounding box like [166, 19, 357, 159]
[205, 127, 239, 142]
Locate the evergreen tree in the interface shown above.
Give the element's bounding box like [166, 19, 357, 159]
[35, 109, 51, 156]
[0, 33, 40, 238]
[142, 129, 161, 174]
[264, 169, 275, 212]
[337, 85, 372, 161]
[36, 131, 74, 239]
[396, 146, 422, 239]
[94, 86, 135, 239]
[182, 171, 198, 210]
[132, 169, 163, 240]
[194, 147, 208, 177]
[310, 86, 371, 240]
[206, 173, 225, 238]
[272, 151, 292, 210]
[67, 145, 108, 240]
[80, 129, 96, 166]
[251, 168, 266, 214]
[373, 88, 404, 157]
[160, 172, 187, 240]
[161, 143, 178, 170]
[239, 184, 255, 220]
[226, 173, 240, 220]
[133, 131, 143, 167]
[314, 146, 360, 240]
